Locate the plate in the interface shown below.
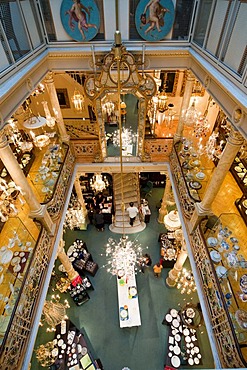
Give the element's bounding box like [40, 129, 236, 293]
[233, 245, 240, 251]
[189, 181, 202, 190]
[168, 336, 174, 345]
[243, 200, 247, 208]
[221, 241, 230, 250]
[172, 319, 179, 328]
[185, 336, 191, 343]
[58, 339, 63, 347]
[166, 314, 172, 323]
[175, 334, 181, 342]
[235, 166, 242, 173]
[216, 266, 227, 278]
[13, 264, 21, 273]
[210, 250, 221, 263]
[240, 275, 247, 293]
[171, 355, 180, 368]
[173, 346, 180, 355]
[194, 357, 200, 364]
[11, 256, 21, 266]
[0, 250, 13, 265]
[196, 172, 205, 180]
[169, 345, 174, 352]
[188, 358, 194, 365]
[129, 287, 137, 296]
[170, 308, 178, 317]
[183, 328, 190, 336]
[230, 237, 238, 244]
[120, 309, 128, 319]
[51, 348, 58, 357]
[207, 237, 218, 247]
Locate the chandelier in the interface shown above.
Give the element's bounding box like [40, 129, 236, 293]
[197, 132, 224, 160]
[0, 178, 23, 222]
[176, 268, 197, 295]
[29, 130, 50, 149]
[157, 91, 168, 112]
[102, 101, 115, 116]
[182, 99, 200, 127]
[90, 174, 109, 192]
[112, 127, 137, 147]
[103, 236, 145, 276]
[5, 119, 33, 153]
[71, 73, 85, 112]
[64, 194, 86, 230]
[42, 101, 56, 128]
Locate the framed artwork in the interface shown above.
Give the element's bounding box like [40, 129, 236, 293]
[135, 0, 175, 41]
[60, 0, 100, 42]
[56, 89, 70, 109]
[159, 70, 179, 96]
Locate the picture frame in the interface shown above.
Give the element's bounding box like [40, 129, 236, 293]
[159, 70, 179, 96]
[56, 88, 70, 109]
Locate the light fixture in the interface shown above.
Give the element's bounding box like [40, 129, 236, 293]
[90, 174, 109, 192]
[102, 101, 115, 116]
[64, 194, 86, 230]
[197, 132, 224, 160]
[41, 295, 69, 332]
[112, 127, 137, 147]
[42, 101, 56, 128]
[182, 99, 200, 127]
[176, 268, 197, 295]
[5, 119, 33, 152]
[0, 178, 23, 222]
[103, 236, 145, 276]
[71, 73, 85, 112]
[29, 130, 50, 149]
[157, 91, 168, 112]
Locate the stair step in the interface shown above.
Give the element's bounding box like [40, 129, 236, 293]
[109, 222, 146, 234]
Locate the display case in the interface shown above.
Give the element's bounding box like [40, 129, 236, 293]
[67, 240, 99, 277]
[51, 320, 103, 370]
[230, 156, 247, 191]
[159, 233, 180, 268]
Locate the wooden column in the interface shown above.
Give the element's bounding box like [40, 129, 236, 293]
[57, 239, 79, 281]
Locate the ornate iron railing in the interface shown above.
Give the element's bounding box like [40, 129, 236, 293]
[70, 139, 101, 163]
[46, 146, 75, 220]
[64, 118, 99, 139]
[191, 225, 246, 368]
[0, 226, 53, 370]
[170, 146, 195, 218]
[143, 137, 173, 162]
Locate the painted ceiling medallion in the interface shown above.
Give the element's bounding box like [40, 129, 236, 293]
[135, 0, 175, 41]
[60, 0, 100, 42]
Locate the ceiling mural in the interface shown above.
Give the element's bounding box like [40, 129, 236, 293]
[135, 0, 175, 41]
[60, 0, 100, 42]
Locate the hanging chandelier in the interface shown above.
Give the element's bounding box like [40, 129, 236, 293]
[112, 127, 137, 147]
[0, 178, 23, 222]
[182, 99, 200, 127]
[102, 101, 115, 116]
[5, 119, 33, 153]
[64, 194, 86, 230]
[157, 91, 168, 112]
[71, 73, 85, 112]
[103, 236, 145, 276]
[176, 268, 197, 295]
[90, 174, 109, 192]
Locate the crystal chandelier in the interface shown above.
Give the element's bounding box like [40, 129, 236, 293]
[102, 101, 115, 116]
[197, 132, 224, 160]
[64, 195, 86, 230]
[0, 178, 23, 222]
[5, 119, 33, 152]
[103, 236, 145, 276]
[193, 114, 210, 138]
[29, 130, 50, 149]
[42, 101, 56, 128]
[112, 127, 137, 147]
[157, 91, 168, 112]
[71, 73, 85, 112]
[90, 174, 109, 192]
[182, 99, 200, 127]
[176, 268, 197, 295]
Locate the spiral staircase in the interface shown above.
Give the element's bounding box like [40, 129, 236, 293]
[109, 173, 146, 234]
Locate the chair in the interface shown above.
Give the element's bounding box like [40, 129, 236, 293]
[141, 180, 153, 198]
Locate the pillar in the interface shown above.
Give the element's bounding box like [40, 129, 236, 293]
[174, 70, 195, 143]
[0, 133, 55, 234]
[44, 71, 70, 143]
[190, 127, 244, 231]
[166, 240, 188, 287]
[57, 239, 79, 281]
[158, 174, 171, 223]
[74, 175, 87, 215]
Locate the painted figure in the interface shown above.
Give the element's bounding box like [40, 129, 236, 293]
[141, 0, 170, 34]
[66, 0, 97, 40]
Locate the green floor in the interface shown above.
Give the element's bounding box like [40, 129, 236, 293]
[31, 188, 215, 370]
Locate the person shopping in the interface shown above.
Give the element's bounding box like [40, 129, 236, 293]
[94, 209, 105, 231]
[126, 202, 139, 226]
[153, 262, 163, 278]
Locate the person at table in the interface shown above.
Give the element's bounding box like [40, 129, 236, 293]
[94, 192, 105, 209]
[86, 203, 95, 225]
[94, 208, 105, 231]
[140, 253, 152, 273]
[126, 202, 139, 226]
[153, 262, 163, 278]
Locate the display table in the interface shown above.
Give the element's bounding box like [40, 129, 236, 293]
[117, 269, 141, 328]
[164, 210, 181, 231]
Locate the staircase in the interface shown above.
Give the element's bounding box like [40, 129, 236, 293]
[109, 173, 146, 234]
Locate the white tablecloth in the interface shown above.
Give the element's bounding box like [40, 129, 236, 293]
[117, 269, 141, 328]
[164, 211, 181, 231]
